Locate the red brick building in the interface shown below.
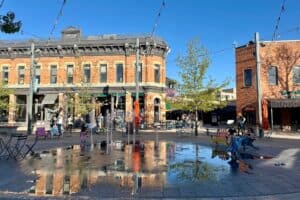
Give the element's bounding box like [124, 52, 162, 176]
[236, 40, 300, 131]
[0, 27, 169, 128]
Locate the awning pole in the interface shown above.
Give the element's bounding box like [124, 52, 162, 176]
[271, 107, 273, 133]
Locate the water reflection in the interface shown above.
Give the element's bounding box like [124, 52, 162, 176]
[19, 141, 232, 197]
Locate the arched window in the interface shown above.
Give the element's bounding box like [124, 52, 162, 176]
[268, 66, 278, 85]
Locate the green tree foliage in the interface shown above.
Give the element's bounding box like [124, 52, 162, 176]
[0, 12, 21, 33]
[175, 38, 229, 135]
[0, 82, 12, 111]
[76, 83, 94, 116]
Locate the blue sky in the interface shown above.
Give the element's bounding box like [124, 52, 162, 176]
[1, 0, 300, 88]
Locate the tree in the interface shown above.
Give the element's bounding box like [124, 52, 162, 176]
[264, 43, 300, 99]
[0, 82, 13, 121]
[0, 12, 21, 33]
[176, 38, 229, 136]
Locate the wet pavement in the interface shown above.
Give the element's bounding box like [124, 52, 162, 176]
[0, 129, 300, 199]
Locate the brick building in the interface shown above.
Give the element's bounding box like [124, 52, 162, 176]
[236, 40, 300, 131]
[0, 27, 169, 128]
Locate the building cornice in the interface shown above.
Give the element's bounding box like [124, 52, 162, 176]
[0, 36, 169, 59]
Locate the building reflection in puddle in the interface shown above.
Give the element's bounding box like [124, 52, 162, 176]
[20, 141, 231, 197]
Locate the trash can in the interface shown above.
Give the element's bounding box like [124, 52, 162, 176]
[259, 128, 264, 138]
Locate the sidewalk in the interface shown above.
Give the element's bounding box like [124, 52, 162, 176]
[140, 125, 300, 140]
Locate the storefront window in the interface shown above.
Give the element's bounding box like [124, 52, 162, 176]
[15, 95, 26, 122]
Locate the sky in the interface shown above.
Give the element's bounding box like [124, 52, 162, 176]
[1, 0, 300, 88]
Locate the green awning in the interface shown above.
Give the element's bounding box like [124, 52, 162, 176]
[97, 93, 125, 97]
[131, 93, 144, 97]
[97, 94, 108, 97]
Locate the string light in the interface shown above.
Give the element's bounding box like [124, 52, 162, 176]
[150, 0, 166, 38]
[0, 0, 5, 9]
[20, 30, 44, 40]
[272, 0, 287, 41]
[48, 0, 67, 41]
[276, 26, 300, 39]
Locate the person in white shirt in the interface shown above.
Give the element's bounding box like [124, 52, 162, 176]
[67, 115, 73, 134]
[57, 114, 63, 135]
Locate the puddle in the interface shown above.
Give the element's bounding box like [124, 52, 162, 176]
[14, 141, 268, 197]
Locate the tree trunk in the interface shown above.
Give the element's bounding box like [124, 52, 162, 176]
[195, 109, 198, 136]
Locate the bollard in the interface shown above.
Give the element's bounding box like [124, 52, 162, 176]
[206, 128, 210, 136]
[259, 128, 264, 138]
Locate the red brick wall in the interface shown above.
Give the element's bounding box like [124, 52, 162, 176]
[0, 55, 165, 85]
[235, 44, 257, 115]
[236, 41, 300, 125]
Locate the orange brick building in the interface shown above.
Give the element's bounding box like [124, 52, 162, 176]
[236, 40, 300, 131]
[0, 27, 169, 128]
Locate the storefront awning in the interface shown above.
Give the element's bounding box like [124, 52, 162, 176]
[42, 94, 58, 105]
[269, 99, 300, 108]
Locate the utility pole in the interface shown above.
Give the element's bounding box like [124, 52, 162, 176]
[255, 32, 262, 129]
[27, 43, 35, 135]
[133, 38, 140, 147]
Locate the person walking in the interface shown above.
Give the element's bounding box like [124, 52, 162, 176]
[67, 115, 73, 135]
[237, 113, 246, 135]
[57, 114, 63, 136]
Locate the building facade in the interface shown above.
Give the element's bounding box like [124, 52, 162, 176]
[0, 27, 169, 128]
[236, 40, 300, 131]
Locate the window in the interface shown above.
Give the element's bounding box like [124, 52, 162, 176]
[67, 64, 74, 84]
[2, 66, 9, 84]
[35, 66, 41, 84]
[244, 68, 252, 87]
[18, 66, 25, 84]
[83, 64, 90, 83]
[116, 63, 123, 83]
[154, 64, 160, 83]
[50, 65, 57, 84]
[293, 66, 300, 84]
[268, 66, 278, 85]
[15, 95, 26, 122]
[100, 64, 107, 83]
[135, 63, 142, 82]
